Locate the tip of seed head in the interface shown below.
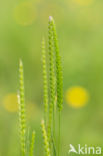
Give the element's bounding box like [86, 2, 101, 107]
[19, 59, 23, 66]
[41, 119, 44, 124]
[17, 93, 20, 104]
[49, 16, 53, 21]
[32, 131, 35, 135]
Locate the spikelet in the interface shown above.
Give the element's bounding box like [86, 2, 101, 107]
[18, 60, 26, 156]
[49, 16, 63, 111]
[42, 38, 48, 123]
[41, 120, 51, 156]
[48, 16, 55, 141]
[29, 131, 35, 156]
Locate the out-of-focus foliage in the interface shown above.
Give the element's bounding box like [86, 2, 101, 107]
[0, 0, 103, 155]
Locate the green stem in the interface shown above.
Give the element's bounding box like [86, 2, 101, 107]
[51, 134, 57, 156]
[58, 111, 61, 156]
[53, 101, 55, 138]
[53, 103, 55, 155]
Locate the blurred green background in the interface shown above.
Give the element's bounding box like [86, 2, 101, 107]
[0, 0, 103, 155]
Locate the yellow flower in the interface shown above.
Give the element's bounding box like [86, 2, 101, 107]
[65, 86, 89, 108]
[3, 93, 18, 112]
[71, 0, 94, 6]
[14, 1, 36, 26]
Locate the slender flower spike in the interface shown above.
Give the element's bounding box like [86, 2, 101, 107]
[42, 38, 48, 123]
[48, 16, 55, 141]
[18, 60, 26, 156]
[30, 131, 35, 156]
[49, 16, 63, 156]
[49, 16, 63, 111]
[41, 120, 51, 156]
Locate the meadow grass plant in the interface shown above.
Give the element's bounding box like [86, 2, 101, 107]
[18, 60, 35, 156]
[18, 16, 63, 156]
[50, 16, 63, 156]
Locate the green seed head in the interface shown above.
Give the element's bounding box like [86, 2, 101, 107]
[42, 38, 48, 123]
[30, 131, 35, 156]
[41, 120, 51, 156]
[49, 16, 63, 111]
[18, 59, 26, 156]
[48, 16, 56, 140]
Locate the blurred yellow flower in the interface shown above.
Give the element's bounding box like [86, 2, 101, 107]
[14, 1, 36, 26]
[3, 93, 18, 112]
[65, 86, 89, 108]
[71, 0, 94, 6]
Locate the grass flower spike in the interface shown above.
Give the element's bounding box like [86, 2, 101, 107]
[18, 60, 26, 156]
[48, 16, 56, 141]
[41, 120, 51, 156]
[30, 131, 35, 156]
[50, 16, 63, 111]
[42, 38, 48, 124]
[16, 17, 63, 156]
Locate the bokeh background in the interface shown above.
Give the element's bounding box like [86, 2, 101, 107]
[0, 0, 103, 155]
